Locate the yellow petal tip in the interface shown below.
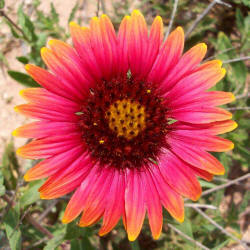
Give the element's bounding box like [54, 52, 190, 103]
[23, 173, 30, 182]
[233, 121, 238, 130]
[128, 234, 138, 242]
[12, 129, 17, 137]
[221, 68, 226, 76]
[25, 64, 31, 71]
[14, 106, 20, 113]
[69, 21, 78, 27]
[152, 233, 161, 240]
[62, 217, 69, 224]
[231, 93, 236, 101]
[40, 47, 48, 55]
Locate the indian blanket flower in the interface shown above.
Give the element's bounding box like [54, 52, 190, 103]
[14, 10, 237, 241]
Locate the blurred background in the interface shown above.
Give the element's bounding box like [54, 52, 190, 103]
[0, 0, 249, 249]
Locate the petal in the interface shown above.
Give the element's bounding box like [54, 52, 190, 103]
[99, 14, 119, 78]
[69, 22, 103, 80]
[13, 121, 79, 138]
[169, 129, 234, 152]
[25, 64, 80, 102]
[99, 170, 125, 236]
[125, 169, 146, 241]
[151, 165, 184, 222]
[41, 47, 87, 100]
[16, 134, 82, 159]
[19, 88, 80, 111]
[169, 141, 225, 175]
[78, 168, 114, 227]
[24, 145, 84, 181]
[171, 107, 232, 124]
[143, 169, 162, 239]
[188, 166, 213, 181]
[89, 16, 114, 80]
[170, 120, 238, 135]
[39, 153, 91, 199]
[62, 165, 101, 223]
[170, 91, 235, 109]
[117, 15, 131, 75]
[48, 39, 95, 85]
[142, 16, 164, 79]
[14, 103, 79, 122]
[128, 10, 148, 78]
[148, 26, 184, 84]
[159, 43, 207, 93]
[164, 64, 225, 105]
[158, 150, 202, 201]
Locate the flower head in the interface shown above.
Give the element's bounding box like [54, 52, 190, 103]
[14, 10, 237, 241]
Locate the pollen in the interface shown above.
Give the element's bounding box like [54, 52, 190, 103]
[99, 139, 105, 144]
[106, 99, 146, 140]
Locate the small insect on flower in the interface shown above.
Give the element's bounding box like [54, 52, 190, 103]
[13, 10, 237, 241]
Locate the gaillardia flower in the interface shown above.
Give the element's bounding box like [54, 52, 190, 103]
[14, 10, 236, 241]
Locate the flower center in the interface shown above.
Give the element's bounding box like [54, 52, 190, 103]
[79, 77, 169, 170]
[106, 99, 146, 140]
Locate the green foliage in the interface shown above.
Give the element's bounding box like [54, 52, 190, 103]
[3, 203, 22, 250]
[7, 71, 39, 87]
[0, 0, 4, 9]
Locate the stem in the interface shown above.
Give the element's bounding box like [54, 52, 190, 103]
[0, 10, 29, 41]
[185, 203, 217, 210]
[185, 0, 231, 39]
[226, 107, 250, 111]
[201, 173, 250, 197]
[168, 224, 210, 250]
[26, 214, 54, 239]
[193, 207, 250, 249]
[164, 0, 179, 40]
[223, 56, 250, 64]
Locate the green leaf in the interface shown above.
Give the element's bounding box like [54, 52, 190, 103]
[44, 225, 66, 250]
[200, 179, 217, 188]
[8, 70, 39, 87]
[65, 222, 88, 240]
[50, 3, 59, 23]
[236, 8, 244, 34]
[16, 56, 29, 64]
[5, 21, 20, 38]
[0, 165, 6, 196]
[173, 217, 194, 249]
[68, 2, 79, 23]
[3, 203, 22, 250]
[1, 141, 19, 190]
[17, 6, 37, 41]
[20, 180, 44, 208]
[0, 0, 5, 9]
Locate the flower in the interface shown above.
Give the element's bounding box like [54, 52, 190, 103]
[14, 10, 237, 241]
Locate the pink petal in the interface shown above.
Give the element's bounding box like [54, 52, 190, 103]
[99, 170, 125, 236]
[148, 26, 184, 84]
[125, 169, 146, 241]
[151, 165, 184, 222]
[143, 169, 162, 239]
[24, 145, 84, 181]
[158, 150, 202, 201]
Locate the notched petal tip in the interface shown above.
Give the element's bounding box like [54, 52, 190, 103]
[176, 26, 184, 34]
[131, 9, 143, 16]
